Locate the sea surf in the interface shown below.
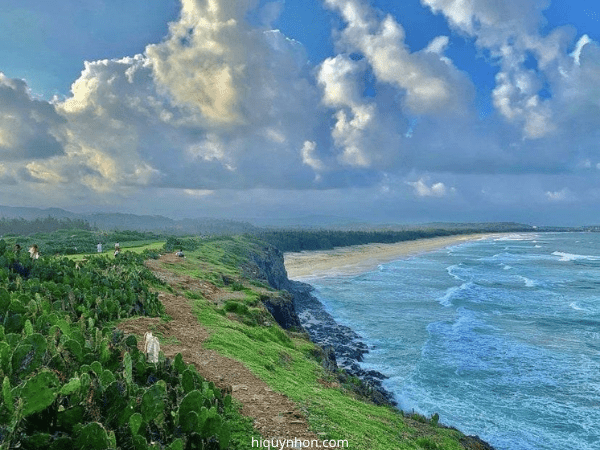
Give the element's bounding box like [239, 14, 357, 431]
[294, 232, 600, 450]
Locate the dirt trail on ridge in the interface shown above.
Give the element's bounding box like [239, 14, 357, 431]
[117, 253, 319, 445]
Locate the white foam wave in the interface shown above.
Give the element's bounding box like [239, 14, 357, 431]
[502, 264, 512, 270]
[494, 233, 538, 242]
[446, 264, 463, 281]
[552, 251, 600, 262]
[517, 275, 538, 288]
[569, 302, 586, 311]
[437, 283, 472, 307]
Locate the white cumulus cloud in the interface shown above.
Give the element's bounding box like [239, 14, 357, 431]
[407, 177, 453, 197]
[545, 188, 573, 202]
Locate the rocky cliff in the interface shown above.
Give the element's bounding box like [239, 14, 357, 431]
[243, 242, 395, 405]
[243, 240, 496, 450]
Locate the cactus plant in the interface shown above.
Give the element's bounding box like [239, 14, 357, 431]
[0, 239, 241, 450]
[19, 369, 59, 417]
[56, 405, 85, 431]
[0, 341, 10, 375]
[167, 438, 184, 450]
[100, 369, 116, 389]
[179, 410, 199, 434]
[74, 422, 110, 450]
[141, 380, 166, 422]
[129, 412, 143, 436]
[64, 338, 84, 364]
[2, 376, 13, 414]
[181, 369, 196, 393]
[11, 333, 47, 376]
[59, 376, 81, 396]
[123, 351, 133, 385]
[172, 353, 186, 374]
[0, 288, 10, 313]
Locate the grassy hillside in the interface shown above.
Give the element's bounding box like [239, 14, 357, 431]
[1, 231, 491, 449]
[0, 241, 251, 449]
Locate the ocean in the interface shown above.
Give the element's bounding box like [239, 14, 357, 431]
[302, 233, 600, 450]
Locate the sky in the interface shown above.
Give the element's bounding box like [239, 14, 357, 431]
[1, 0, 600, 226]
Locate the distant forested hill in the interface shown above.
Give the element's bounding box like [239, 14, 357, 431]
[0, 206, 258, 235]
[0, 217, 92, 237]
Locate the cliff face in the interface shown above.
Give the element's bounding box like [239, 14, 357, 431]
[242, 243, 290, 291]
[241, 243, 302, 330]
[260, 291, 303, 330]
[242, 240, 496, 449]
[242, 242, 394, 405]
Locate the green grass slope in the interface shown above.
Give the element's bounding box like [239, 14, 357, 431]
[152, 235, 489, 450]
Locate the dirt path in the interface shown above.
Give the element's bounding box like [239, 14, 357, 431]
[117, 254, 319, 445]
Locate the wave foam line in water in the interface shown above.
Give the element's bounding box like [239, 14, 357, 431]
[446, 264, 464, 281]
[437, 282, 474, 307]
[552, 251, 600, 261]
[517, 275, 538, 288]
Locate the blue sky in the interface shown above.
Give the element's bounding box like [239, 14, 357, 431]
[1, 0, 600, 225]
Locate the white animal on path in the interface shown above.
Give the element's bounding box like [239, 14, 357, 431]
[144, 331, 160, 363]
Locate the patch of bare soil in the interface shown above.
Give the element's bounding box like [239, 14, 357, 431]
[118, 253, 318, 444]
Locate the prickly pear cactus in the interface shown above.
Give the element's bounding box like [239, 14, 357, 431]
[74, 422, 110, 450]
[19, 369, 59, 417]
[11, 333, 47, 376]
[129, 412, 143, 436]
[141, 380, 166, 422]
[0, 243, 239, 450]
[181, 369, 196, 393]
[2, 376, 13, 414]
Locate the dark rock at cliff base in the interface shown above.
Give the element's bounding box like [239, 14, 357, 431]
[286, 279, 396, 406]
[460, 435, 497, 450]
[261, 292, 302, 330]
[309, 345, 339, 372]
[321, 345, 338, 372]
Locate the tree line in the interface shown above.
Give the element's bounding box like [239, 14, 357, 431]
[253, 224, 535, 253]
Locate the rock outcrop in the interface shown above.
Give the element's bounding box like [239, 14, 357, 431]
[260, 291, 303, 330]
[242, 243, 290, 290]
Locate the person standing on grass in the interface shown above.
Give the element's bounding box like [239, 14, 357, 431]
[97, 242, 103, 253]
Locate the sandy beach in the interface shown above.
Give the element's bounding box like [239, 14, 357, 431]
[284, 233, 505, 279]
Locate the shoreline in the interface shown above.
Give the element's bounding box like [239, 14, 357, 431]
[284, 232, 509, 280]
[286, 279, 395, 404]
[282, 233, 504, 449]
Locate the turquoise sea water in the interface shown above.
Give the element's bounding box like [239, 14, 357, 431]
[304, 233, 600, 450]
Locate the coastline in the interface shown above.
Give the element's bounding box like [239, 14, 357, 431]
[282, 233, 502, 449]
[284, 233, 505, 280]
